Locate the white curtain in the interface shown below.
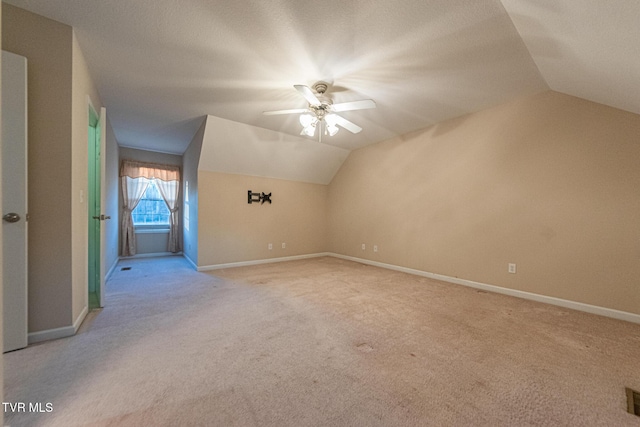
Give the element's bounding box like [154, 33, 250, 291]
[155, 179, 180, 253]
[121, 176, 150, 256]
[120, 160, 181, 256]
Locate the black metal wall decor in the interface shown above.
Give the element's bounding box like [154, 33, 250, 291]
[248, 190, 272, 204]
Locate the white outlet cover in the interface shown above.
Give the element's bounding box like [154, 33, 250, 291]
[282, 243, 286, 249]
[268, 243, 272, 250]
[361, 244, 366, 250]
[508, 263, 516, 274]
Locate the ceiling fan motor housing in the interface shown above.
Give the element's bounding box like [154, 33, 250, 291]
[313, 82, 329, 94]
[310, 100, 332, 120]
[309, 82, 333, 120]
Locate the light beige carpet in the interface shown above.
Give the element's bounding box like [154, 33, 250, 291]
[4, 256, 640, 426]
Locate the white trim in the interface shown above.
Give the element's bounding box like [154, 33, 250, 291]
[73, 305, 89, 332]
[27, 305, 88, 345]
[134, 228, 170, 234]
[28, 326, 75, 344]
[328, 253, 640, 325]
[183, 253, 198, 270]
[105, 257, 119, 282]
[198, 252, 330, 272]
[119, 251, 183, 260]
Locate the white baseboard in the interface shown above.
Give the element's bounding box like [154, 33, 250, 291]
[328, 253, 640, 325]
[105, 257, 120, 282]
[120, 251, 183, 260]
[28, 326, 75, 345]
[198, 252, 330, 272]
[183, 253, 198, 270]
[73, 305, 89, 333]
[27, 305, 89, 345]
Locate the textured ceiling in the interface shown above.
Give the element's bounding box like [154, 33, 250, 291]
[501, 0, 640, 117]
[4, 0, 638, 156]
[199, 115, 350, 185]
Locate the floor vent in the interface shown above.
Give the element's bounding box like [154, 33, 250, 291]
[626, 387, 640, 416]
[120, 267, 132, 271]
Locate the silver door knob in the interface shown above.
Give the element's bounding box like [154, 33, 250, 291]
[92, 214, 111, 221]
[3, 213, 20, 223]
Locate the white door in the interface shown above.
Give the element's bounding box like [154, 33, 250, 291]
[2, 51, 28, 353]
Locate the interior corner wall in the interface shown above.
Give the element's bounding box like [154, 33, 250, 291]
[328, 90, 640, 315]
[182, 118, 206, 266]
[71, 30, 102, 324]
[1, 3, 4, 419]
[118, 147, 183, 255]
[104, 117, 120, 276]
[2, 4, 74, 332]
[197, 171, 328, 268]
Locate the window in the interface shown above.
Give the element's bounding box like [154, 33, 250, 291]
[131, 180, 170, 226]
[121, 159, 181, 256]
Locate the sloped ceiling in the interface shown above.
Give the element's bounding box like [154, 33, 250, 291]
[199, 115, 349, 185]
[4, 1, 639, 178]
[501, 0, 640, 116]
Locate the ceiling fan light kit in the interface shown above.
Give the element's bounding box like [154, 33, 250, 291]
[299, 113, 317, 136]
[264, 81, 376, 141]
[324, 114, 339, 136]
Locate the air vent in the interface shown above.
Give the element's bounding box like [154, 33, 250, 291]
[120, 267, 132, 271]
[626, 387, 640, 416]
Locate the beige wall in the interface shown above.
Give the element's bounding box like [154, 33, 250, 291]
[3, 4, 74, 331]
[120, 146, 183, 166]
[71, 31, 102, 323]
[328, 91, 640, 315]
[182, 118, 206, 265]
[198, 171, 328, 267]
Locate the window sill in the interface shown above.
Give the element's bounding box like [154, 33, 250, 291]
[134, 227, 170, 234]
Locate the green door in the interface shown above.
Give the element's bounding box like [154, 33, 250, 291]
[88, 108, 101, 309]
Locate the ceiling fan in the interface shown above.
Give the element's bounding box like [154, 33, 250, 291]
[263, 81, 376, 140]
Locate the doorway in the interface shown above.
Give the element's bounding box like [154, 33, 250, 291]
[88, 107, 101, 310]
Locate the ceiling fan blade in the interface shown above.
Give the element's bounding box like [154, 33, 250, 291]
[331, 99, 376, 112]
[263, 108, 309, 116]
[294, 85, 321, 106]
[333, 114, 363, 134]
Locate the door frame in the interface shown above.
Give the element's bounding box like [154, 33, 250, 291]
[87, 101, 107, 309]
[99, 107, 106, 307]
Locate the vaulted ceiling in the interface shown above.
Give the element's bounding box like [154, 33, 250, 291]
[5, 0, 640, 156]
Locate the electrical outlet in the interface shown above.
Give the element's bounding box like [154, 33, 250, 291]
[508, 263, 516, 274]
[373, 245, 378, 252]
[268, 243, 272, 250]
[282, 242, 286, 249]
[361, 243, 366, 250]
